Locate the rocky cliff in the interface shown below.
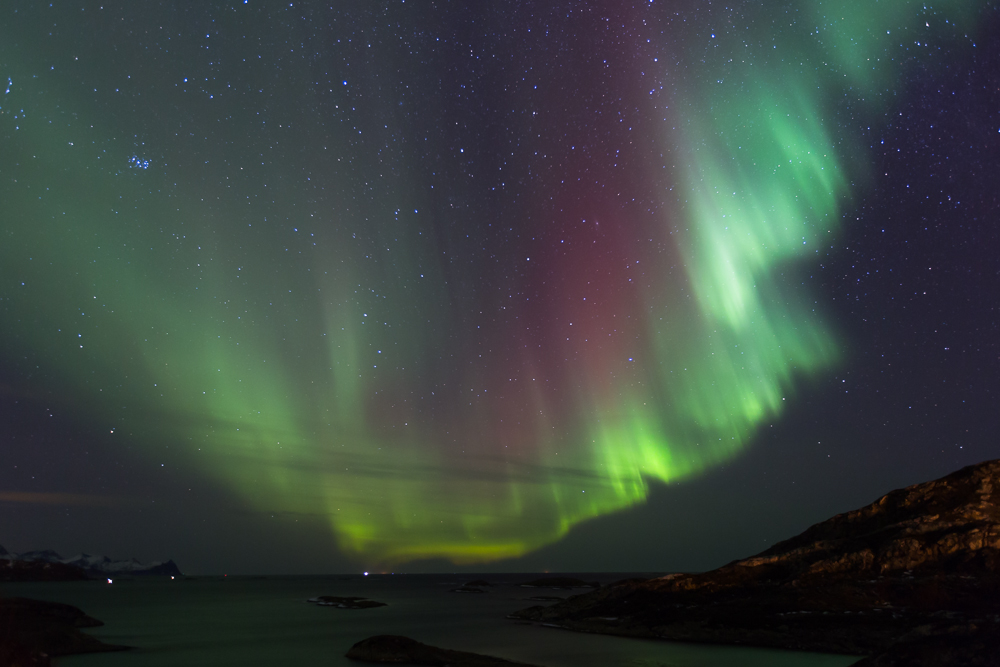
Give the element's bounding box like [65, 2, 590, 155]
[513, 458, 1000, 666]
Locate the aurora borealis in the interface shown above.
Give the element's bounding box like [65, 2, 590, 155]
[3, 1, 999, 572]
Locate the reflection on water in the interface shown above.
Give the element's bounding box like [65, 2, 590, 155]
[2, 575, 859, 667]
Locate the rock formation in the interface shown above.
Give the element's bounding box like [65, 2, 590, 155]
[0, 597, 128, 666]
[512, 458, 1000, 666]
[307, 595, 387, 609]
[464, 579, 493, 587]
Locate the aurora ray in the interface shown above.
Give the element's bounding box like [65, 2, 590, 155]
[0, 0, 986, 565]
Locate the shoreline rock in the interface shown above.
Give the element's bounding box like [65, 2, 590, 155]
[0, 597, 129, 666]
[512, 458, 1000, 666]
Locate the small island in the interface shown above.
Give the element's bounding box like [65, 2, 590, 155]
[464, 579, 493, 587]
[307, 595, 387, 609]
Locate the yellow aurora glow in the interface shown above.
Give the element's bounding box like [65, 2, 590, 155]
[0, 0, 985, 565]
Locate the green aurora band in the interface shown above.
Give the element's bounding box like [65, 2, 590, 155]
[0, 1, 984, 565]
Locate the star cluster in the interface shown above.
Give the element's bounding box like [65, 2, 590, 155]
[1, 1, 998, 569]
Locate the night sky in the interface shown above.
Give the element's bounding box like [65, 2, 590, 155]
[2, 1, 998, 575]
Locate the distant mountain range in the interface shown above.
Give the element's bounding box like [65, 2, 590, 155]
[0, 545, 181, 578]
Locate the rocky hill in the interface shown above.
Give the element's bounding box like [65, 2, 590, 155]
[513, 458, 1000, 666]
[0, 597, 127, 666]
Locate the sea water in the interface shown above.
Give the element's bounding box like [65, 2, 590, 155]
[2, 574, 860, 667]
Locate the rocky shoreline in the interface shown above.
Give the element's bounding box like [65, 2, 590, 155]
[512, 459, 1000, 666]
[0, 597, 128, 667]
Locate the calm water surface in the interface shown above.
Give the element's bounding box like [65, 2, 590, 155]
[3, 574, 860, 667]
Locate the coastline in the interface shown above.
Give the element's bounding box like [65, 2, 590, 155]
[511, 459, 1000, 666]
[2, 575, 855, 667]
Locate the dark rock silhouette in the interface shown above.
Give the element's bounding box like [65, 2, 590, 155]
[850, 624, 1000, 667]
[465, 579, 492, 587]
[513, 458, 1000, 666]
[451, 586, 486, 593]
[0, 597, 128, 666]
[345, 635, 537, 666]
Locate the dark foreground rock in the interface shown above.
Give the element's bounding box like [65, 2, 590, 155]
[512, 458, 1000, 666]
[308, 595, 387, 609]
[850, 623, 1000, 667]
[345, 635, 538, 666]
[0, 597, 128, 666]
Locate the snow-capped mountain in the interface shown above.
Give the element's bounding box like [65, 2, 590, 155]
[16, 549, 63, 563]
[0, 545, 181, 577]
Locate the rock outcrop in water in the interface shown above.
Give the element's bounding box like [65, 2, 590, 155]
[345, 635, 538, 666]
[512, 458, 1000, 666]
[451, 586, 487, 593]
[308, 595, 387, 609]
[465, 579, 493, 587]
[0, 597, 128, 666]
